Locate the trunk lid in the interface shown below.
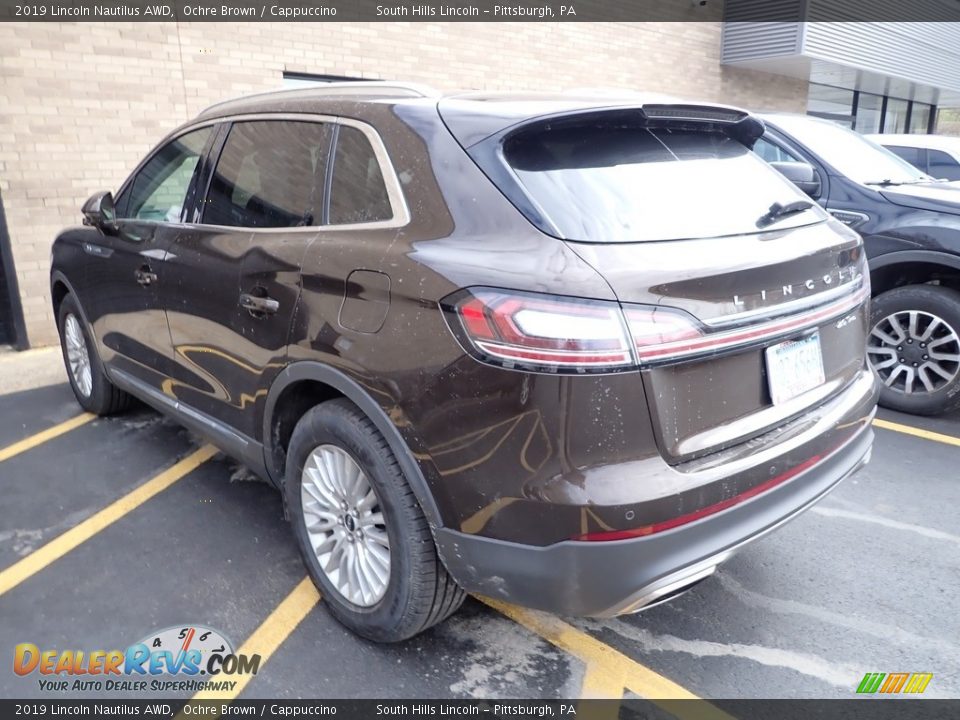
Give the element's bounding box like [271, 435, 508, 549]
[571, 221, 869, 462]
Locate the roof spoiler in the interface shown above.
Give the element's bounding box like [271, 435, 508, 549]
[637, 104, 766, 147]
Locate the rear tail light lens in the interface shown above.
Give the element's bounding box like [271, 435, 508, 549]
[445, 290, 634, 373]
[444, 281, 868, 373]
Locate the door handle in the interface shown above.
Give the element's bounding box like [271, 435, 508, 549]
[239, 291, 279, 316]
[135, 265, 157, 287]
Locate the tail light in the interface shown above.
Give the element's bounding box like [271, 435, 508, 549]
[444, 282, 868, 374]
[444, 289, 635, 373]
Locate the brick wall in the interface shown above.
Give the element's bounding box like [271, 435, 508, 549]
[0, 21, 808, 347]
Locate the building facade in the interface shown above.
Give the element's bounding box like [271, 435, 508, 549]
[0, 19, 958, 349]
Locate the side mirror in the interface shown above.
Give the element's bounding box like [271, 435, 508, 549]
[770, 161, 822, 199]
[81, 191, 117, 232]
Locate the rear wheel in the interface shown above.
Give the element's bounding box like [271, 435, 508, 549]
[285, 398, 465, 642]
[57, 294, 132, 415]
[867, 284, 960, 415]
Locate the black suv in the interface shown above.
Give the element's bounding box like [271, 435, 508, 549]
[51, 85, 877, 641]
[758, 113, 960, 415]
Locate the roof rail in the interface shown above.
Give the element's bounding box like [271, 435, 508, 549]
[201, 81, 441, 114]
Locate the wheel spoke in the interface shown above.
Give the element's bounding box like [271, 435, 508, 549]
[928, 335, 959, 350]
[918, 317, 941, 342]
[870, 326, 900, 346]
[908, 311, 920, 340]
[365, 527, 390, 547]
[887, 314, 907, 343]
[925, 361, 955, 381]
[929, 352, 960, 363]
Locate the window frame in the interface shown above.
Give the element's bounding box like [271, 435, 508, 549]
[193, 113, 409, 233]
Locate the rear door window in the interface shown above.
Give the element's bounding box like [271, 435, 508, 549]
[203, 120, 332, 228]
[502, 119, 820, 243]
[328, 126, 393, 225]
[885, 145, 925, 171]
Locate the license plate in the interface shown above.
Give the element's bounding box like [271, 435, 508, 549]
[765, 332, 826, 405]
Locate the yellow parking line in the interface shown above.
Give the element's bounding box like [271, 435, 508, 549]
[579, 664, 626, 699]
[483, 598, 736, 720]
[873, 418, 960, 447]
[0, 413, 96, 463]
[190, 577, 320, 703]
[0, 445, 217, 597]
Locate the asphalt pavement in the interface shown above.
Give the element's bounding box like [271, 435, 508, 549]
[0, 381, 956, 704]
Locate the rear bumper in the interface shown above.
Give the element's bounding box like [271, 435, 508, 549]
[435, 374, 877, 617]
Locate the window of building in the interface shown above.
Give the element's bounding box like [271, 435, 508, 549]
[910, 103, 933, 134]
[123, 127, 213, 222]
[328, 126, 393, 225]
[807, 84, 855, 128]
[927, 149, 960, 180]
[808, 83, 938, 136]
[204, 121, 332, 229]
[854, 93, 883, 134]
[884, 98, 910, 134]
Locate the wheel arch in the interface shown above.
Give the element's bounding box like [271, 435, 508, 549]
[50, 270, 95, 337]
[262, 361, 444, 529]
[869, 250, 960, 295]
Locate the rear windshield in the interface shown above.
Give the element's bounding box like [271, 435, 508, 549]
[502, 120, 823, 243]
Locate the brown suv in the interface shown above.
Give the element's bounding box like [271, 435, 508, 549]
[50, 84, 878, 641]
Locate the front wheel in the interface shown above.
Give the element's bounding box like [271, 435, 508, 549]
[57, 294, 132, 415]
[285, 398, 464, 642]
[867, 284, 960, 415]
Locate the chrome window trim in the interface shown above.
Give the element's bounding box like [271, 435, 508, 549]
[116, 112, 410, 233]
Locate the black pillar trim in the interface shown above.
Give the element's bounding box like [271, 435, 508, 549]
[0, 190, 29, 350]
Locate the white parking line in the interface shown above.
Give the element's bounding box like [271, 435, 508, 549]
[810, 506, 960, 546]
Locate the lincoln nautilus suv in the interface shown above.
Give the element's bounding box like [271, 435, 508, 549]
[50, 84, 878, 641]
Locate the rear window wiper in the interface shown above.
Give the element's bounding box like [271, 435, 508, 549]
[756, 200, 814, 229]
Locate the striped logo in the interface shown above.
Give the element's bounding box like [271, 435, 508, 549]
[857, 672, 933, 694]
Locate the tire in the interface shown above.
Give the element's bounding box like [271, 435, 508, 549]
[57, 294, 132, 416]
[867, 284, 960, 415]
[285, 398, 465, 642]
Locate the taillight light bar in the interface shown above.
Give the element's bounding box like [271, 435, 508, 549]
[631, 280, 870, 363]
[442, 281, 868, 374]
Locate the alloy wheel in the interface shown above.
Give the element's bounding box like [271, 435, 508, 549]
[300, 445, 391, 607]
[867, 310, 960, 395]
[64, 314, 93, 398]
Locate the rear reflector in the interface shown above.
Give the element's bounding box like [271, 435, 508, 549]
[572, 450, 827, 542]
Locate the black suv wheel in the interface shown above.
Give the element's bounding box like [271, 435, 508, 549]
[285, 399, 465, 642]
[867, 285, 960, 415]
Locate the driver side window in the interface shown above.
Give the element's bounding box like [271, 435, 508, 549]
[119, 126, 213, 222]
